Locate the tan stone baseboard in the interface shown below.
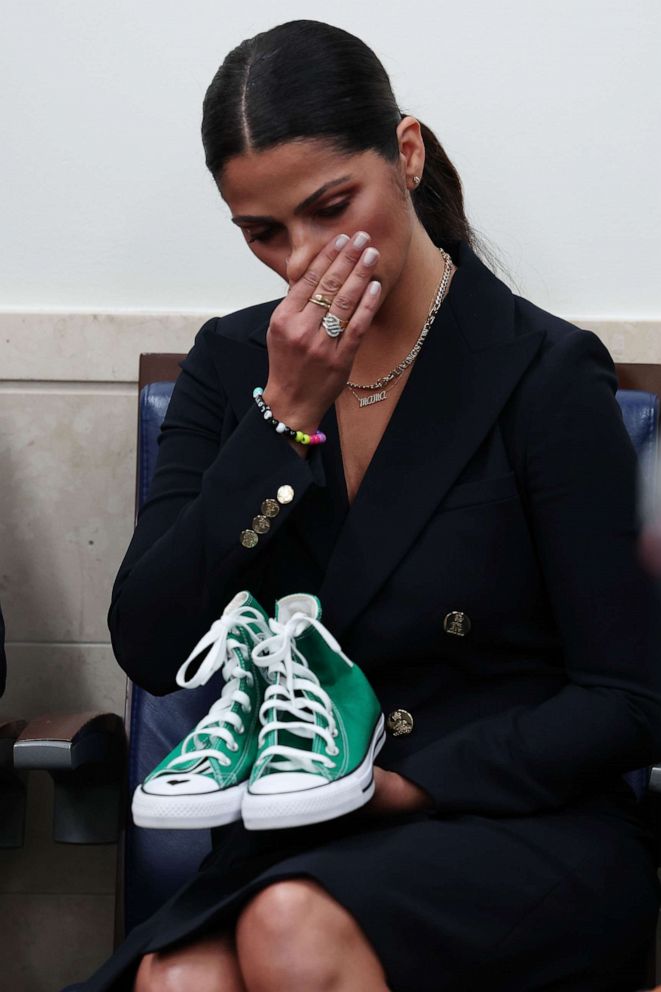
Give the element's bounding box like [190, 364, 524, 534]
[568, 320, 661, 364]
[0, 311, 660, 383]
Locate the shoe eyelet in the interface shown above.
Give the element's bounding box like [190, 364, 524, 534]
[229, 742, 239, 752]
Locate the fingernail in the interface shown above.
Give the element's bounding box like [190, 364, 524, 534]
[363, 247, 379, 266]
[353, 231, 369, 248]
[368, 280, 381, 296]
[335, 234, 350, 250]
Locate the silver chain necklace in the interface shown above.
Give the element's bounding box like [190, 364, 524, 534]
[345, 247, 454, 408]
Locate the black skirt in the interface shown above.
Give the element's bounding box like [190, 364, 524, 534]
[71, 783, 658, 992]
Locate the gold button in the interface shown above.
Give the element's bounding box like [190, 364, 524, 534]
[261, 499, 280, 518]
[276, 485, 294, 505]
[252, 515, 270, 535]
[386, 709, 414, 736]
[443, 611, 471, 637]
[240, 529, 258, 549]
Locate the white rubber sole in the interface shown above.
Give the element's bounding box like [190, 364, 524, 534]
[242, 714, 386, 831]
[131, 780, 246, 830]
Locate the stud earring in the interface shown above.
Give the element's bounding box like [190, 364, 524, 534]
[412, 176, 421, 187]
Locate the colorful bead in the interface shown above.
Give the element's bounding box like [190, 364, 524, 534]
[252, 387, 326, 447]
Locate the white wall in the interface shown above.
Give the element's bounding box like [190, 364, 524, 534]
[2, 0, 660, 318]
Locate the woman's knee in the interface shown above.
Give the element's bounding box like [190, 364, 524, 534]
[236, 879, 386, 990]
[237, 878, 355, 947]
[132, 930, 244, 992]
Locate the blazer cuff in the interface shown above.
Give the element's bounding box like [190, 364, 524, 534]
[200, 403, 327, 562]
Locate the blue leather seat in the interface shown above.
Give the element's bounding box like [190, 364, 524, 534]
[115, 382, 660, 939]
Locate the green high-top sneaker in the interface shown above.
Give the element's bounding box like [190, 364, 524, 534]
[242, 593, 385, 830]
[132, 590, 271, 830]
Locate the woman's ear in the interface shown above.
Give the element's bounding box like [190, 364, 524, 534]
[396, 115, 426, 186]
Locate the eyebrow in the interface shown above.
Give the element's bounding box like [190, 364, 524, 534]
[231, 175, 352, 226]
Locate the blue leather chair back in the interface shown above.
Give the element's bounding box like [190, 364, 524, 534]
[120, 382, 659, 936]
[123, 383, 225, 934]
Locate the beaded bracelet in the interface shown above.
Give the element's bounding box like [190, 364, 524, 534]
[252, 387, 327, 445]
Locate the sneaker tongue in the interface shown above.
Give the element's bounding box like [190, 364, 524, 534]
[222, 590, 268, 621]
[221, 590, 269, 639]
[275, 593, 322, 626]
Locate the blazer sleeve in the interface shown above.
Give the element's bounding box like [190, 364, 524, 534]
[108, 317, 326, 696]
[394, 328, 661, 815]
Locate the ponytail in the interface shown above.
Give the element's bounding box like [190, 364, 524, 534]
[409, 117, 471, 253]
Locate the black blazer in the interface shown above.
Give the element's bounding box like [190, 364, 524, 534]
[109, 239, 661, 817]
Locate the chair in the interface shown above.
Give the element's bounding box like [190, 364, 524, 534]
[55, 354, 661, 992]
[112, 353, 661, 945]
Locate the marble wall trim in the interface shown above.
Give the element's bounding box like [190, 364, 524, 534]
[1, 311, 660, 384]
[0, 310, 215, 382]
[0, 382, 136, 394]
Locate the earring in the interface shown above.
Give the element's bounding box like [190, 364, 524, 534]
[411, 175, 421, 189]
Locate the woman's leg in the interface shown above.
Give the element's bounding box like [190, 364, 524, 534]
[133, 929, 246, 992]
[235, 878, 391, 992]
[133, 877, 390, 992]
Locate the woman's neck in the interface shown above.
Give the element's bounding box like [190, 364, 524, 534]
[348, 230, 453, 384]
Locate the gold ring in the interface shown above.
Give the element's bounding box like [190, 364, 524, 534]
[308, 294, 333, 309]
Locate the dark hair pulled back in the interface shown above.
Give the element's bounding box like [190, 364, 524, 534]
[202, 20, 479, 260]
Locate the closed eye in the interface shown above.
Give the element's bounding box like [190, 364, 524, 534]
[316, 201, 350, 218]
[247, 228, 279, 244]
[247, 200, 350, 244]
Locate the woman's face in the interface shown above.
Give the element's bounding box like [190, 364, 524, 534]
[218, 137, 416, 297]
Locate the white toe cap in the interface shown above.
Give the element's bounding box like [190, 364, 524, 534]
[249, 772, 327, 795]
[142, 773, 219, 796]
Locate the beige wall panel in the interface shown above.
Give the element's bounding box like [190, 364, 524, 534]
[0, 311, 212, 382]
[0, 388, 136, 643]
[0, 891, 115, 992]
[0, 771, 117, 893]
[0, 643, 126, 723]
[580, 320, 661, 364]
[1, 313, 660, 387]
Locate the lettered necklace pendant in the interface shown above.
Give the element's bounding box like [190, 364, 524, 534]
[359, 390, 387, 407]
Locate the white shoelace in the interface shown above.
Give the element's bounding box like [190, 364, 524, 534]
[156, 607, 266, 774]
[251, 612, 349, 775]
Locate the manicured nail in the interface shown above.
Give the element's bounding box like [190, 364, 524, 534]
[363, 247, 379, 266]
[335, 234, 350, 250]
[368, 280, 381, 296]
[353, 231, 369, 248]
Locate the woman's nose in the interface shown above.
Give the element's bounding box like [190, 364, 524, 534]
[285, 233, 325, 287]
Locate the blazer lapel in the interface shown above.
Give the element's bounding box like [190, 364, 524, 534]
[316, 242, 546, 640]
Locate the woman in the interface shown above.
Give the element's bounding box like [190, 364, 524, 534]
[75, 18, 661, 992]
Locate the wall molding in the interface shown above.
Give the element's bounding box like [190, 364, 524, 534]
[0, 311, 659, 382]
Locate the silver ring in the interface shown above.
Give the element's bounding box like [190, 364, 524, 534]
[322, 313, 347, 338]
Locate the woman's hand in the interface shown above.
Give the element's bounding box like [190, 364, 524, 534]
[262, 230, 382, 434]
[365, 766, 435, 816]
